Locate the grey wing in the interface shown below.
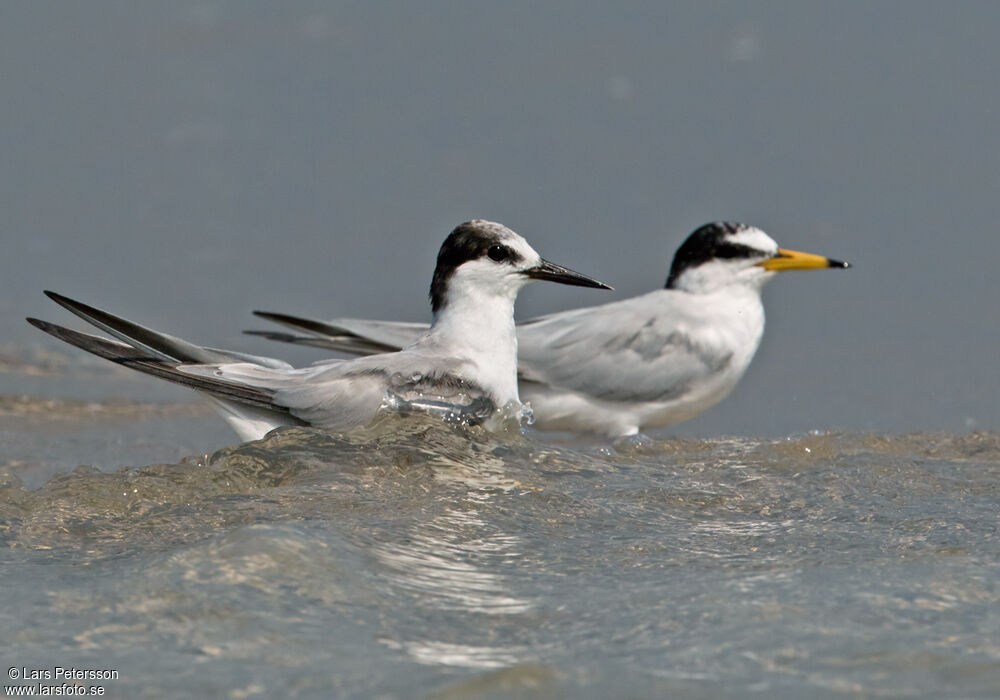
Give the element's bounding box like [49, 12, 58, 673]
[26, 318, 301, 415]
[179, 359, 386, 433]
[29, 293, 430, 436]
[42, 290, 293, 369]
[186, 347, 481, 432]
[248, 312, 425, 355]
[274, 372, 391, 432]
[242, 329, 385, 354]
[515, 298, 732, 404]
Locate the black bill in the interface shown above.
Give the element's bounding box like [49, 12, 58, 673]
[523, 259, 613, 290]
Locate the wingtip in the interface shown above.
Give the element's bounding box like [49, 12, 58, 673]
[43, 289, 86, 312]
[26, 316, 73, 340]
[253, 311, 293, 322]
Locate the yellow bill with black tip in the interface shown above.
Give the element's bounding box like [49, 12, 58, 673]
[756, 248, 851, 271]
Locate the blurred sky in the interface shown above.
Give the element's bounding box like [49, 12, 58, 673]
[2, 2, 998, 437]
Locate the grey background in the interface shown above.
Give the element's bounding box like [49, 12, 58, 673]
[3, 2, 998, 438]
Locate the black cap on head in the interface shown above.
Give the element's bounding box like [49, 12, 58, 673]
[664, 222, 765, 289]
[429, 221, 525, 313]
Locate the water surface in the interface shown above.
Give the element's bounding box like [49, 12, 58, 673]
[3, 396, 998, 698]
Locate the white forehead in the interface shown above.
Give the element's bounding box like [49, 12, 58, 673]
[471, 219, 540, 263]
[725, 225, 778, 254]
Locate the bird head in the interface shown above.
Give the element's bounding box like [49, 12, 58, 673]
[430, 220, 611, 314]
[665, 222, 850, 294]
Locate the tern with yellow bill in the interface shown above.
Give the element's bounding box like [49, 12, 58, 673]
[248, 222, 851, 437]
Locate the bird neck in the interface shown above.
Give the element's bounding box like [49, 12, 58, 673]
[672, 284, 767, 351]
[428, 286, 520, 405]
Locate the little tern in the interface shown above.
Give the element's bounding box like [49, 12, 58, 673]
[27, 220, 611, 442]
[247, 222, 850, 437]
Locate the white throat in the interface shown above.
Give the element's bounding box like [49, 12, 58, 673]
[674, 263, 775, 295]
[428, 279, 522, 406]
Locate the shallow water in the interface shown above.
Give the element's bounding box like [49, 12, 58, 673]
[3, 393, 999, 699]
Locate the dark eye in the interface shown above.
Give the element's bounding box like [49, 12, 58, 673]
[487, 244, 510, 262]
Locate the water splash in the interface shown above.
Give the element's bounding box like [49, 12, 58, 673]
[2, 418, 1000, 696]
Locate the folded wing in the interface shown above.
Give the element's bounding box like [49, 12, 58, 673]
[515, 294, 734, 404]
[247, 312, 424, 356]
